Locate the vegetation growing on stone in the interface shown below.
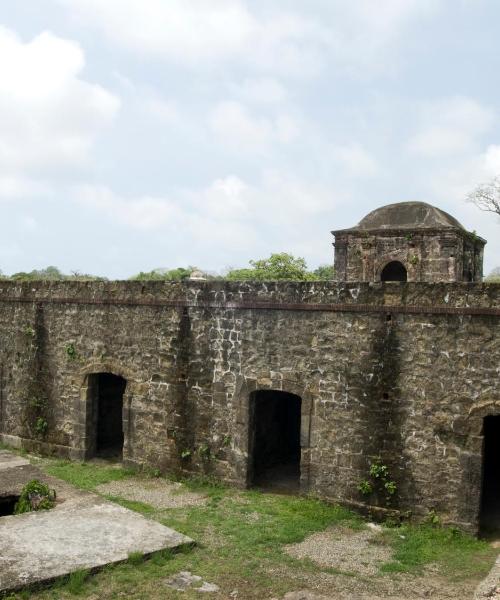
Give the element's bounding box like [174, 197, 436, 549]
[14, 479, 56, 514]
[358, 458, 398, 507]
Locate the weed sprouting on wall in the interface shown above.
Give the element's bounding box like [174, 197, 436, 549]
[358, 457, 398, 508]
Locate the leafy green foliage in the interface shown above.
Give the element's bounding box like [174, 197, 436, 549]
[357, 479, 373, 495]
[65, 343, 78, 360]
[359, 457, 397, 505]
[225, 254, 335, 281]
[34, 417, 48, 435]
[198, 444, 211, 460]
[2, 256, 336, 283]
[226, 253, 314, 281]
[23, 325, 36, 338]
[312, 264, 335, 279]
[14, 479, 56, 514]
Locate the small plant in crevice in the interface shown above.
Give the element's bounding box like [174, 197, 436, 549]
[65, 343, 78, 360]
[409, 255, 419, 266]
[146, 467, 161, 478]
[425, 509, 442, 527]
[222, 435, 231, 447]
[358, 479, 373, 496]
[14, 479, 56, 514]
[34, 416, 48, 435]
[180, 449, 192, 460]
[23, 324, 36, 338]
[26, 396, 49, 438]
[358, 457, 398, 507]
[198, 443, 212, 461]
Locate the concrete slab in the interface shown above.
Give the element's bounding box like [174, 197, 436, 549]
[0, 449, 29, 471]
[0, 451, 193, 593]
[474, 553, 500, 599]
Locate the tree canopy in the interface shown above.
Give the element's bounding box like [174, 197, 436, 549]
[225, 253, 334, 281]
[4, 267, 105, 281]
[0, 255, 335, 282]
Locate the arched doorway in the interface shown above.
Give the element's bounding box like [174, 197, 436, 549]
[480, 415, 500, 536]
[86, 373, 127, 459]
[381, 261, 407, 282]
[249, 390, 301, 491]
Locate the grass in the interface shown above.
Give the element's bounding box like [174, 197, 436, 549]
[4, 457, 498, 599]
[63, 569, 90, 595]
[380, 523, 496, 578]
[127, 551, 145, 566]
[43, 460, 136, 490]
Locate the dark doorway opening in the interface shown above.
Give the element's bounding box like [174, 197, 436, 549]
[381, 261, 407, 282]
[250, 390, 301, 492]
[0, 495, 20, 517]
[88, 373, 126, 460]
[480, 416, 500, 537]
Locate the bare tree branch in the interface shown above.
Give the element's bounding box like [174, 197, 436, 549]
[468, 176, 500, 217]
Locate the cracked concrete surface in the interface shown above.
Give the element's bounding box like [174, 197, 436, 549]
[0, 450, 192, 593]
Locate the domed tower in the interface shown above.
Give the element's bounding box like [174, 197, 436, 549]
[332, 201, 486, 283]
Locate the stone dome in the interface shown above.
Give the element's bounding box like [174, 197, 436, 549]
[356, 201, 465, 231]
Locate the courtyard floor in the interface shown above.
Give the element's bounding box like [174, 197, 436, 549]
[0, 449, 498, 600]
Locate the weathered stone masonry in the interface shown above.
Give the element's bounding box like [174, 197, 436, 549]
[0, 279, 498, 534]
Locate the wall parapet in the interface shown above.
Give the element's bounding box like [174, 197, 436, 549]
[0, 280, 498, 316]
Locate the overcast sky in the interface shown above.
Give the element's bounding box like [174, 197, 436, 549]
[0, 0, 499, 278]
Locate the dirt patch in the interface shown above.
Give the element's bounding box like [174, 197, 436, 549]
[285, 526, 392, 576]
[281, 526, 485, 599]
[96, 478, 207, 509]
[268, 560, 480, 600]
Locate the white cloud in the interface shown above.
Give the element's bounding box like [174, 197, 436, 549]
[74, 185, 182, 230]
[59, 0, 326, 77]
[0, 26, 120, 173]
[73, 172, 335, 267]
[57, 0, 440, 77]
[330, 143, 380, 177]
[208, 101, 299, 153]
[230, 77, 288, 105]
[0, 177, 51, 200]
[61, 0, 257, 62]
[407, 96, 494, 158]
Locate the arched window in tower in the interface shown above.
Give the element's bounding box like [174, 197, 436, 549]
[381, 261, 407, 282]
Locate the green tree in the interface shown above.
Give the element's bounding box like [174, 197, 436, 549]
[312, 264, 335, 280]
[226, 253, 314, 281]
[9, 266, 104, 281]
[11, 266, 65, 281]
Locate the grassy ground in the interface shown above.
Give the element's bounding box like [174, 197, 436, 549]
[3, 458, 497, 600]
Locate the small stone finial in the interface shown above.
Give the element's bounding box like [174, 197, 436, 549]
[188, 269, 206, 281]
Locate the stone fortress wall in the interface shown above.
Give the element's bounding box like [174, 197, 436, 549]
[0, 279, 498, 533]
